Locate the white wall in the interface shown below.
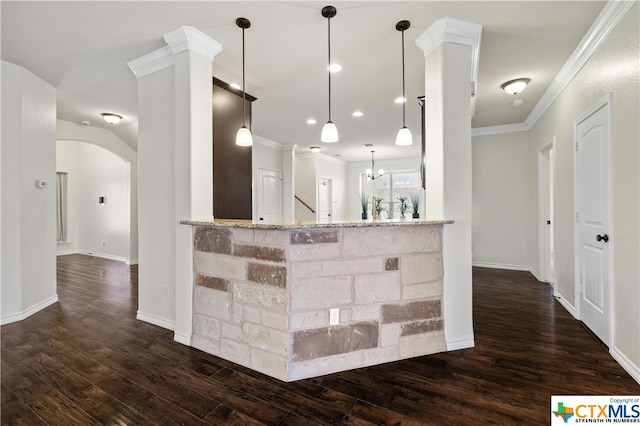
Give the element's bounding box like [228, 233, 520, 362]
[57, 120, 138, 262]
[316, 155, 348, 221]
[56, 140, 132, 262]
[528, 3, 639, 379]
[294, 154, 317, 222]
[1, 61, 58, 324]
[252, 136, 283, 221]
[472, 132, 533, 270]
[472, 4, 639, 381]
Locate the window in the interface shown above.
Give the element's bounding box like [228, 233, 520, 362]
[361, 170, 420, 219]
[56, 172, 68, 242]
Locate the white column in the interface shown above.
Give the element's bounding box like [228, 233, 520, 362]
[128, 26, 222, 344]
[416, 18, 482, 350]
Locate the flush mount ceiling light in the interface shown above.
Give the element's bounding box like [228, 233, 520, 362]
[310, 146, 322, 153]
[320, 5, 338, 143]
[101, 113, 122, 125]
[395, 20, 413, 146]
[501, 78, 530, 95]
[235, 17, 253, 147]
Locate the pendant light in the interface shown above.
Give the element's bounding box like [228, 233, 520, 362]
[395, 20, 413, 146]
[321, 6, 338, 143]
[235, 17, 252, 147]
[366, 150, 384, 180]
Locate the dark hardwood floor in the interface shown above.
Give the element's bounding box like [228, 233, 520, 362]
[2, 254, 637, 425]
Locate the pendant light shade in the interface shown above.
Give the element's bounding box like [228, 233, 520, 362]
[235, 17, 253, 147]
[236, 126, 252, 147]
[396, 126, 413, 146]
[321, 121, 338, 143]
[321, 6, 338, 143]
[395, 20, 413, 146]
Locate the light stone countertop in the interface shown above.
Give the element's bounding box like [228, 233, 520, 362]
[180, 218, 453, 229]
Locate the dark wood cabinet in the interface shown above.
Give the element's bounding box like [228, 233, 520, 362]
[212, 77, 256, 219]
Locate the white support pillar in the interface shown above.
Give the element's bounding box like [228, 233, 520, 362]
[128, 26, 222, 344]
[416, 18, 482, 350]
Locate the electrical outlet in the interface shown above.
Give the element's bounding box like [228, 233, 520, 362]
[329, 308, 340, 325]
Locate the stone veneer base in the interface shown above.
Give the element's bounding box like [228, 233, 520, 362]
[188, 221, 449, 382]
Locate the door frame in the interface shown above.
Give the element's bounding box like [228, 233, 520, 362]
[573, 93, 614, 345]
[538, 138, 555, 285]
[255, 167, 283, 223]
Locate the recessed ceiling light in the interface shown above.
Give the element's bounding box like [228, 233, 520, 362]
[230, 82, 241, 90]
[306, 118, 317, 124]
[101, 113, 122, 125]
[327, 63, 342, 73]
[352, 111, 363, 117]
[512, 99, 525, 106]
[501, 78, 530, 95]
[394, 97, 406, 104]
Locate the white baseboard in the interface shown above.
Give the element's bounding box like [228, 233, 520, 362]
[79, 250, 128, 263]
[610, 346, 640, 385]
[57, 249, 80, 256]
[554, 291, 578, 318]
[136, 311, 175, 331]
[174, 332, 191, 346]
[126, 259, 139, 265]
[446, 336, 475, 351]
[1, 295, 59, 325]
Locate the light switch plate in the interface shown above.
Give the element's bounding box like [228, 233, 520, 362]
[329, 308, 340, 325]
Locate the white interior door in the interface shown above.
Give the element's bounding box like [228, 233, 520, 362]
[318, 177, 332, 223]
[257, 168, 282, 223]
[576, 102, 610, 345]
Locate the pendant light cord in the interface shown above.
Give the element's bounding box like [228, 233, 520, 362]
[401, 29, 406, 127]
[327, 15, 332, 122]
[242, 26, 247, 128]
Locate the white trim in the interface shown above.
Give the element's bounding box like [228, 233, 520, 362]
[472, 261, 546, 282]
[173, 332, 191, 346]
[415, 17, 482, 117]
[253, 135, 282, 150]
[163, 25, 223, 60]
[538, 139, 556, 284]
[136, 311, 176, 331]
[445, 336, 475, 351]
[0, 295, 59, 325]
[472, 1, 634, 137]
[610, 346, 640, 385]
[127, 45, 175, 79]
[554, 291, 578, 318]
[78, 250, 128, 263]
[57, 249, 80, 256]
[126, 259, 139, 265]
[472, 122, 529, 137]
[525, 1, 634, 128]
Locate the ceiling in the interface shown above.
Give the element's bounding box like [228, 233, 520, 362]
[1, 1, 607, 162]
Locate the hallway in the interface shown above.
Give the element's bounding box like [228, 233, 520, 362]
[1, 254, 637, 425]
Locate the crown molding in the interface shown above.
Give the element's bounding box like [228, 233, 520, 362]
[524, 0, 635, 128]
[415, 17, 482, 117]
[163, 25, 223, 60]
[127, 45, 174, 79]
[473, 0, 635, 137]
[128, 26, 223, 78]
[471, 122, 530, 138]
[253, 135, 282, 150]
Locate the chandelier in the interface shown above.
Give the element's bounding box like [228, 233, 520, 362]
[366, 150, 384, 180]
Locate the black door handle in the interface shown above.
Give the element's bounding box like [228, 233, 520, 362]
[596, 234, 609, 242]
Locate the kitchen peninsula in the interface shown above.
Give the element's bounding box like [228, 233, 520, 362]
[182, 219, 452, 381]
